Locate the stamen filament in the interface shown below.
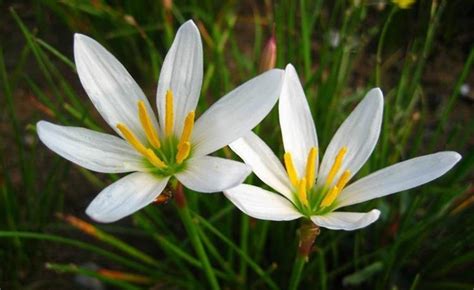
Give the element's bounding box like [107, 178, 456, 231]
[138, 101, 161, 149]
[165, 90, 174, 136]
[298, 178, 308, 206]
[320, 186, 339, 208]
[117, 123, 166, 169]
[176, 142, 191, 164]
[305, 147, 318, 190]
[284, 152, 299, 188]
[326, 146, 348, 185]
[178, 111, 195, 149]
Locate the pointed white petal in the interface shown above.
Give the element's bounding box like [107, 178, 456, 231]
[317, 88, 383, 188]
[74, 34, 157, 143]
[156, 20, 203, 135]
[311, 209, 380, 231]
[279, 64, 318, 176]
[192, 69, 284, 157]
[230, 131, 294, 201]
[224, 184, 303, 221]
[175, 156, 250, 193]
[86, 172, 169, 223]
[37, 121, 145, 173]
[336, 152, 461, 208]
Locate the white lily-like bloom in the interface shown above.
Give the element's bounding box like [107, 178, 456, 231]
[225, 64, 461, 231]
[37, 20, 284, 223]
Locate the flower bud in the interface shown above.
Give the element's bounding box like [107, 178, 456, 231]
[259, 33, 277, 72]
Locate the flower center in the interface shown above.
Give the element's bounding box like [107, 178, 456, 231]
[283, 146, 351, 214]
[116, 90, 195, 175]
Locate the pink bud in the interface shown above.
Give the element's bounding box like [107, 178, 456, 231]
[259, 34, 277, 72]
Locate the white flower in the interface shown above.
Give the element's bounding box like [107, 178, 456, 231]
[224, 64, 461, 231]
[37, 20, 284, 223]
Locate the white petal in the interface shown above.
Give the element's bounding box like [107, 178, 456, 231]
[37, 121, 145, 173]
[279, 64, 318, 176]
[229, 131, 294, 202]
[317, 88, 383, 188]
[156, 20, 203, 136]
[311, 209, 380, 231]
[74, 34, 157, 143]
[192, 69, 284, 157]
[224, 184, 303, 221]
[175, 156, 251, 193]
[336, 152, 461, 208]
[86, 172, 169, 223]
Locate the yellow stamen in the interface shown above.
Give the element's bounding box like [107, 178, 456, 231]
[176, 142, 191, 164]
[165, 90, 174, 136]
[117, 123, 149, 156]
[284, 152, 299, 188]
[326, 146, 348, 185]
[144, 149, 167, 168]
[305, 147, 318, 190]
[298, 178, 308, 206]
[320, 186, 339, 208]
[335, 170, 351, 191]
[319, 171, 351, 208]
[117, 123, 166, 169]
[137, 101, 161, 149]
[178, 111, 195, 148]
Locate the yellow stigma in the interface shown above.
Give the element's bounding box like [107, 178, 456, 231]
[178, 111, 195, 149]
[138, 101, 161, 149]
[165, 90, 174, 136]
[176, 142, 191, 164]
[117, 123, 166, 169]
[326, 146, 347, 185]
[284, 152, 299, 188]
[320, 186, 339, 208]
[305, 147, 318, 190]
[298, 178, 308, 207]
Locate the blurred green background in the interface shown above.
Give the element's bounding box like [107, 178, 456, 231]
[1, 0, 473, 289]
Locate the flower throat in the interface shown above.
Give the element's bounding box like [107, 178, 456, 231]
[284, 147, 351, 215]
[116, 90, 195, 175]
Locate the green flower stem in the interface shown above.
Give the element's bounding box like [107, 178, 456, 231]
[175, 183, 220, 290]
[288, 220, 320, 290]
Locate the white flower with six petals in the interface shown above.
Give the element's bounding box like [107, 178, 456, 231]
[224, 64, 461, 231]
[37, 20, 284, 223]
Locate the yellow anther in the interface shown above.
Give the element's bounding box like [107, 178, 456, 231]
[284, 152, 299, 188]
[305, 147, 318, 190]
[138, 101, 161, 149]
[326, 146, 348, 185]
[178, 111, 195, 149]
[117, 123, 166, 169]
[165, 90, 174, 136]
[335, 170, 351, 191]
[320, 186, 339, 208]
[176, 142, 191, 164]
[117, 123, 149, 156]
[298, 178, 308, 207]
[144, 149, 167, 169]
